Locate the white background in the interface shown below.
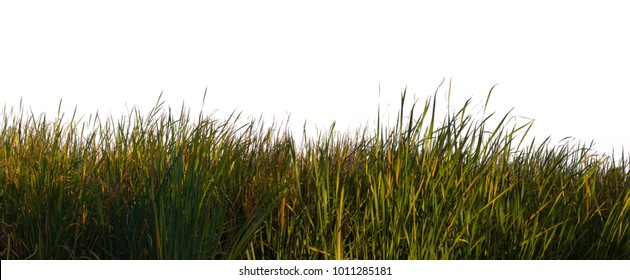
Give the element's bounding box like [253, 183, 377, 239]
[2, 260, 629, 280]
[1, 0, 629, 159]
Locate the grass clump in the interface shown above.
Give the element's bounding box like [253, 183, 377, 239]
[1, 84, 629, 259]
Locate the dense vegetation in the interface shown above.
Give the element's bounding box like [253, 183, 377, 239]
[1, 85, 628, 259]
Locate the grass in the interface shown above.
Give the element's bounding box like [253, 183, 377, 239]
[1, 83, 629, 259]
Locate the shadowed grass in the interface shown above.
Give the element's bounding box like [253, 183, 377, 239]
[1, 84, 629, 259]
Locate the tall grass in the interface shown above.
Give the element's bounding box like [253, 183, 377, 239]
[1, 84, 629, 259]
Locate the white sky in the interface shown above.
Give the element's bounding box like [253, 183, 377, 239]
[1, 0, 629, 158]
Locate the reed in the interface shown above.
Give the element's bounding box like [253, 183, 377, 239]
[1, 84, 628, 259]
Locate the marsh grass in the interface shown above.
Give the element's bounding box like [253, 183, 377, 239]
[1, 84, 629, 259]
